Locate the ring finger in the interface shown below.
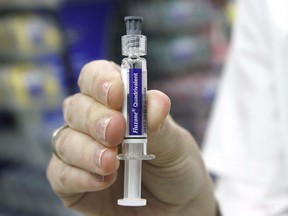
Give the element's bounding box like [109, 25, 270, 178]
[54, 127, 119, 176]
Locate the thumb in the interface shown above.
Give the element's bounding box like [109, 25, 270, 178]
[147, 90, 200, 165]
[147, 90, 181, 155]
[147, 90, 171, 135]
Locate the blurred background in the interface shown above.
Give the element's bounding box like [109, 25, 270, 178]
[0, 0, 235, 215]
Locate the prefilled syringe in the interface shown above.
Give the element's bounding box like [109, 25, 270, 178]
[117, 16, 155, 206]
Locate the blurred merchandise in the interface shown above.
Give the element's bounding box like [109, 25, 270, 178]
[0, 1, 74, 215]
[149, 35, 211, 76]
[0, 163, 79, 216]
[129, 0, 215, 77]
[209, 2, 230, 68]
[129, 0, 230, 144]
[150, 71, 219, 144]
[0, 0, 62, 9]
[0, 14, 62, 60]
[58, 0, 117, 86]
[0, 0, 120, 214]
[225, 0, 237, 24]
[0, 63, 64, 111]
[130, 0, 212, 34]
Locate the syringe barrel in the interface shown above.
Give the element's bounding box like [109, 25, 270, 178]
[118, 16, 154, 207]
[118, 57, 155, 161]
[121, 56, 148, 143]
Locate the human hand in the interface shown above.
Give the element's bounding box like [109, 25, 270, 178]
[47, 60, 217, 216]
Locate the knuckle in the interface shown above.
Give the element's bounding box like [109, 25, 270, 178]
[58, 169, 69, 191]
[82, 62, 92, 73]
[78, 64, 88, 89]
[84, 100, 95, 135]
[71, 93, 82, 103]
[57, 164, 75, 192]
[56, 129, 71, 161]
[46, 160, 53, 183]
[82, 60, 110, 74]
[79, 143, 90, 170]
[62, 96, 70, 109]
[77, 72, 83, 89]
[91, 72, 99, 98]
[92, 60, 112, 78]
[46, 158, 62, 194]
[97, 59, 110, 68]
[63, 97, 72, 123]
[78, 60, 114, 96]
[63, 94, 81, 125]
[63, 99, 72, 125]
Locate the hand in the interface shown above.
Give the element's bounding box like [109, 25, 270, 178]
[47, 60, 217, 216]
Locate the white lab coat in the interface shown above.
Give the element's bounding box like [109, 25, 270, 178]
[203, 0, 288, 215]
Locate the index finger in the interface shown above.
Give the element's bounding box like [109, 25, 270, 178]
[78, 60, 123, 110]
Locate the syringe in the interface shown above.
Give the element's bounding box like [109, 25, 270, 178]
[117, 16, 155, 206]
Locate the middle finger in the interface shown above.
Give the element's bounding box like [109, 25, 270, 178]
[63, 93, 125, 147]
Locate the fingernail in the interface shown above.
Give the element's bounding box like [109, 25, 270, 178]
[96, 116, 112, 142]
[98, 148, 108, 168]
[100, 82, 112, 105]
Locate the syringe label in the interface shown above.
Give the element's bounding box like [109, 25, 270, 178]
[129, 68, 142, 135]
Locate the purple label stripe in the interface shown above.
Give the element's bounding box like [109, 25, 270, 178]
[129, 68, 142, 135]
